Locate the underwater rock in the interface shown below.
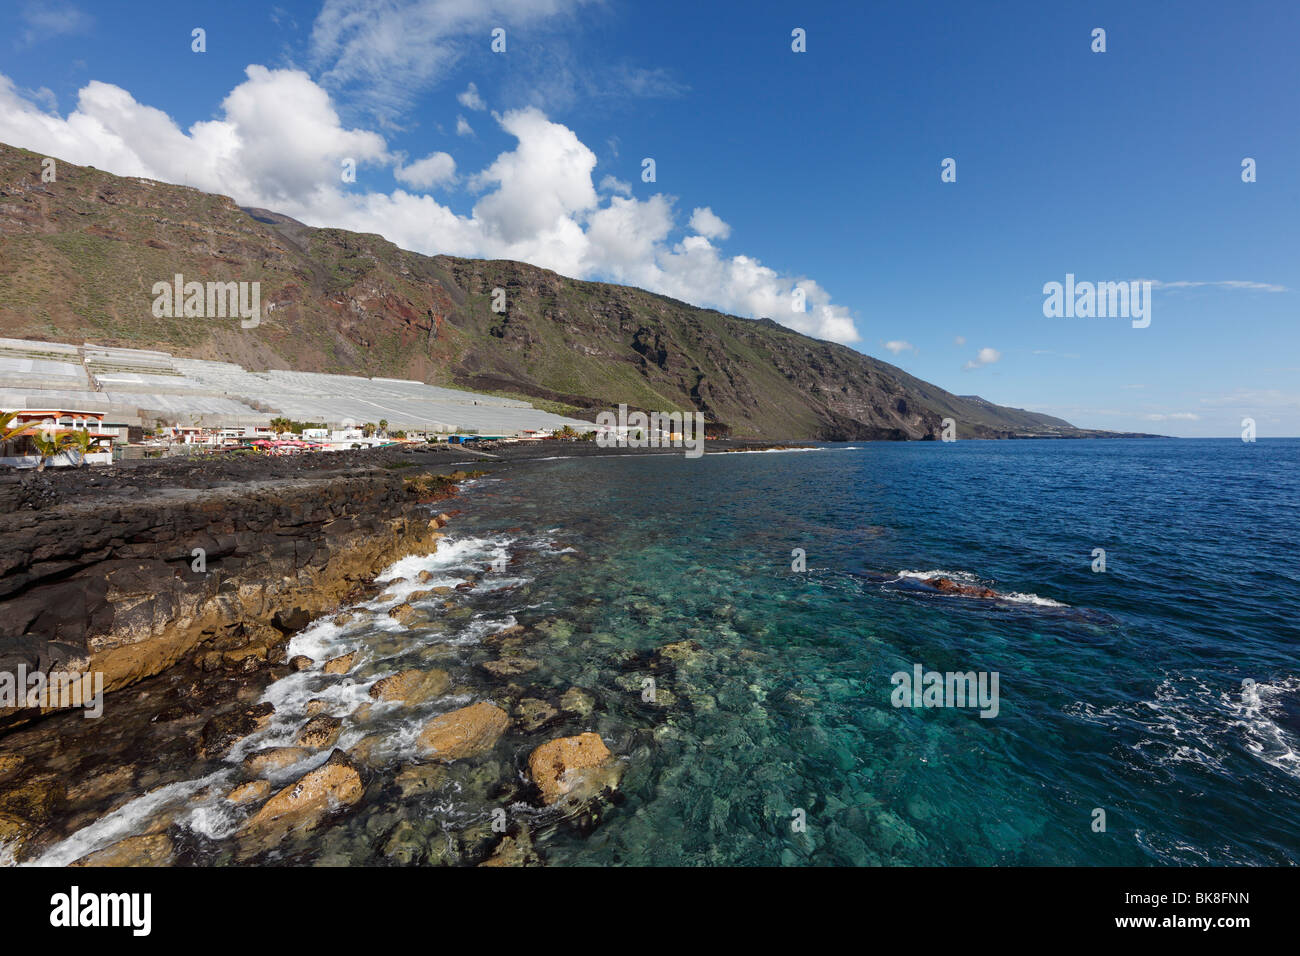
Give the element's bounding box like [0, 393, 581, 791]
[369, 668, 450, 704]
[480, 825, 541, 867]
[657, 640, 704, 666]
[560, 687, 596, 717]
[199, 702, 274, 757]
[481, 658, 539, 678]
[395, 763, 449, 798]
[416, 701, 509, 761]
[528, 733, 614, 805]
[515, 697, 559, 732]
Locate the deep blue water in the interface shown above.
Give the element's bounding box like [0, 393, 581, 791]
[445, 438, 1300, 865]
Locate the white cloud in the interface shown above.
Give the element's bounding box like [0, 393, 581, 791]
[1148, 279, 1288, 293]
[688, 206, 730, 241]
[455, 115, 474, 137]
[394, 151, 456, 188]
[1142, 413, 1200, 422]
[457, 82, 486, 111]
[19, 2, 92, 47]
[1199, 389, 1300, 410]
[598, 174, 631, 196]
[0, 69, 862, 344]
[310, 0, 594, 116]
[882, 341, 914, 355]
[953, 335, 966, 346]
[963, 347, 1001, 370]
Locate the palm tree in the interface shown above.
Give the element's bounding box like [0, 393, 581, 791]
[63, 429, 108, 467]
[378, 419, 388, 437]
[30, 432, 68, 472]
[269, 416, 291, 437]
[556, 424, 577, 440]
[362, 422, 377, 438]
[1, 411, 32, 455]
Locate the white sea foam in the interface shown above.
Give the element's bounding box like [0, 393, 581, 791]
[23, 771, 230, 867]
[721, 446, 824, 454]
[891, 569, 1067, 607]
[1068, 675, 1300, 783]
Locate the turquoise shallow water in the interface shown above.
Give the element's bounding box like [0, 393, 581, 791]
[446, 438, 1300, 865]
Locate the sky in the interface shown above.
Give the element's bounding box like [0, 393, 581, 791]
[0, 0, 1296, 437]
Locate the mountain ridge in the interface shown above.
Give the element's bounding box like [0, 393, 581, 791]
[0, 143, 1158, 440]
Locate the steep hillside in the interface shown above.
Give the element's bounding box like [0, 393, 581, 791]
[0, 143, 1135, 439]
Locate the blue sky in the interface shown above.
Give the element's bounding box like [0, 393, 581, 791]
[1, 0, 1297, 436]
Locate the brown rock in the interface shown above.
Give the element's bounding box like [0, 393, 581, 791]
[369, 668, 450, 704]
[70, 833, 173, 867]
[323, 652, 356, 675]
[226, 780, 271, 804]
[333, 612, 355, 627]
[199, 702, 275, 757]
[290, 655, 314, 672]
[417, 570, 434, 583]
[923, 576, 998, 599]
[296, 715, 343, 749]
[240, 750, 363, 839]
[528, 733, 613, 805]
[388, 603, 418, 624]
[243, 746, 312, 776]
[0, 753, 26, 777]
[485, 624, 525, 644]
[0, 811, 32, 859]
[416, 702, 509, 761]
[305, 698, 330, 718]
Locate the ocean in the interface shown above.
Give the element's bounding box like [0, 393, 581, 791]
[23, 438, 1300, 865]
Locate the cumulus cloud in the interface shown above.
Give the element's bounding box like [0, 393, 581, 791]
[455, 115, 474, 137]
[0, 68, 861, 344]
[882, 341, 915, 355]
[457, 82, 486, 111]
[394, 151, 456, 188]
[963, 347, 1001, 370]
[688, 206, 730, 241]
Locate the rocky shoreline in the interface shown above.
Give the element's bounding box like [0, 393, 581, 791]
[0, 438, 786, 865]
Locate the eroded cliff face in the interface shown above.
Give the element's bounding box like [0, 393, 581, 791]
[0, 463, 448, 727]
